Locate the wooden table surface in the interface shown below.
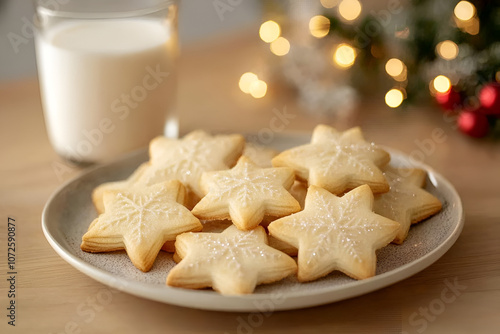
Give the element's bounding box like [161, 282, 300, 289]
[1, 32, 499, 334]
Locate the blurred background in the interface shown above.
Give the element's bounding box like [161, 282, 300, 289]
[0, 0, 262, 81]
[1, 0, 500, 138]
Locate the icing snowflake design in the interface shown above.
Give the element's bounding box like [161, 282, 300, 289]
[310, 144, 378, 179]
[293, 194, 363, 264]
[99, 190, 179, 245]
[83, 181, 202, 272]
[273, 126, 390, 196]
[91, 183, 199, 250]
[208, 162, 284, 206]
[271, 186, 399, 268]
[192, 157, 299, 229]
[183, 228, 282, 277]
[144, 140, 216, 185]
[139, 132, 243, 196]
[375, 167, 424, 222]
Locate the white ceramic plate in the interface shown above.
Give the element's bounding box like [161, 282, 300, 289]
[42, 133, 464, 312]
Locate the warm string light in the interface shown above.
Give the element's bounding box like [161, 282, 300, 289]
[454, 20, 480, 35]
[239, 72, 258, 94]
[333, 44, 356, 69]
[385, 58, 403, 76]
[309, 15, 330, 38]
[454, 1, 475, 21]
[259, 20, 280, 43]
[436, 40, 459, 60]
[385, 88, 404, 108]
[253, 4, 478, 111]
[338, 0, 362, 21]
[385, 58, 407, 82]
[239, 72, 267, 98]
[384, 58, 408, 107]
[249, 80, 267, 98]
[270, 37, 290, 56]
[453, 1, 479, 35]
[431, 75, 452, 94]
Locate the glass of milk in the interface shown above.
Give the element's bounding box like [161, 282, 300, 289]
[35, 0, 178, 163]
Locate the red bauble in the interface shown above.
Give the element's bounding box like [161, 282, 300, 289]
[435, 89, 461, 112]
[457, 111, 490, 138]
[479, 83, 500, 115]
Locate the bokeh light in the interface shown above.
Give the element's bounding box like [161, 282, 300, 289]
[454, 1, 475, 21]
[385, 58, 404, 77]
[239, 72, 258, 94]
[464, 16, 480, 35]
[333, 44, 356, 68]
[433, 75, 452, 93]
[270, 37, 290, 56]
[385, 89, 404, 108]
[309, 15, 330, 38]
[338, 0, 362, 21]
[436, 40, 459, 60]
[259, 21, 281, 43]
[320, 0, 340, 8]
[249, 80, 267, 98]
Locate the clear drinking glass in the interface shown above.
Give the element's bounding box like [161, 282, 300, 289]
[35, 0, 178, 163]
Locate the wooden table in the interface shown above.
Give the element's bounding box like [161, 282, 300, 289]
[1, 32, 499, 334]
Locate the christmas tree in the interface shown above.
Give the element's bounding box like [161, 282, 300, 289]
[248, 0, 500, 138]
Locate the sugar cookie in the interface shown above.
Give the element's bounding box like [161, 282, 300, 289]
[272, 125, 390, 195]
[138, 130, 245, 201]
[92, 162, 149, 214]
[81, 181, 202, 272]
[192, 156, 300, 230]
[267, 234, 298, 256]
[373, 166, 442, 244]
[166, 225, 297, 295]
[268, 185, 399, 281]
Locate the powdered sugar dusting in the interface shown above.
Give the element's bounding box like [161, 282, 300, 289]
[283, 189, 397, 266]
[183, 229, 282, 278]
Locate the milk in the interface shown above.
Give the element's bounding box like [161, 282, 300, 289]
[36, 19, 177, 162]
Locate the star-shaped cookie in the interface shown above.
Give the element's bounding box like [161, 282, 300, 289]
[373, 166, 442, 244]
[191, 156, 301, 230]
[268, 185, 399, 281]
[81, 181, 202, 272]
[166, 225, 297, 295]
[272, 125, 390, 195]
[136, 130, 245, 203]
[92, 162, 150, 214]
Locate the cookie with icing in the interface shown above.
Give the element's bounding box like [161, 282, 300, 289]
[136, 130, 245, 207]
[272, 125, 390, 195]
[166, 225, 297, 295]
[191, 156, 301, 230]
[92, 162, 149, 214]
[373, 166, 442, 244]
[81, 181, 202, 272]
[268, 185, 399, 281]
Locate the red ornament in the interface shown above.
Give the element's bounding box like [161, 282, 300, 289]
[435, 89, 461, 112]
[457, 110, 490, 138]
[479, 83, 500, 115]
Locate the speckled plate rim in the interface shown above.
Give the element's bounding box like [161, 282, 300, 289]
[41, 134, 464, 312]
